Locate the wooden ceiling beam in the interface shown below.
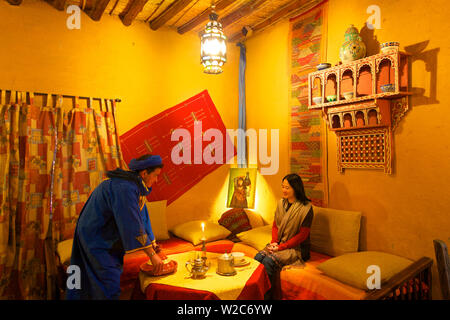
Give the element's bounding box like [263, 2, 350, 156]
[177, 0, 235, 34]
[119, 0, 149, 26]
[6, 0, 22, 5]
[150, 0, 196, 31]
[44, 0, 67, 11]
[88, 0, 111, 21]
[219, 0, 268, 29]
[229, 0, 318, 42]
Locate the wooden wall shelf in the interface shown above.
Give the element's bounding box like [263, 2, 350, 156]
[309, 91, 412, 109]
[308, 50, 411, 174]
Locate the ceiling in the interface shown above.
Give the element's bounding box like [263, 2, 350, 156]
[6, 0, 321, 42]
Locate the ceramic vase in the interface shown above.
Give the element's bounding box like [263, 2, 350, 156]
[339, 25, 366, 63]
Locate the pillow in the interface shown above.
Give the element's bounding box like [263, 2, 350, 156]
[170, 220, 231, 246]
[316, 251, 413, 290]
[244, 209, 265, 228]
[310, 205, 361, 256]
[146, 200, 170, 241]
[57, 238, 74, 266]
[218, 208, 252, 241]
[236, 225, 272, 251]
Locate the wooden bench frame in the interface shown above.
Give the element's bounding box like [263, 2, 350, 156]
[364, 257, 433, 300]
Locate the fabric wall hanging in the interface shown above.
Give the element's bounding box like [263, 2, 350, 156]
[237, 42, 247, 168]
[288, 0, 329, 207]
[120, 90, 235, 205]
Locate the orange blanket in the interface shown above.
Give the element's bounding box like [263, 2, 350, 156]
[280, 251, 366, 300]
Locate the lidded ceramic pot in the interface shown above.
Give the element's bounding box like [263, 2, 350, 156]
[339, 25, 366, 63]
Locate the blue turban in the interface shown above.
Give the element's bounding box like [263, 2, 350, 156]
[128, 155, 163, 172]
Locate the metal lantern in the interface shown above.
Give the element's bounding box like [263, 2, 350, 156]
[201, 6, 227, 74]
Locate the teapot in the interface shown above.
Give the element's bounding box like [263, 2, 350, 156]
[217, 252, 236, 276]
[185, 257, 209, 279]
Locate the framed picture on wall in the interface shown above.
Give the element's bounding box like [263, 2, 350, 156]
[226, 168, 257, 209]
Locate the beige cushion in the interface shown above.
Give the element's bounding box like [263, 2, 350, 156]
[170, 220, 231, 246]
[146, 200, 170, 241]
[244, 209, 265, 228]
[57, 239, 73, 265]
[310, 205, 361, 257]
[316, 251, 413, 290]
[236, 225, 272, 251]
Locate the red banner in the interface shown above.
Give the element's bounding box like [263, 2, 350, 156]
[120, 90, 235, 205]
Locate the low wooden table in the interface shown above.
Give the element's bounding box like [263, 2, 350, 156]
[131, 251, 271, 300]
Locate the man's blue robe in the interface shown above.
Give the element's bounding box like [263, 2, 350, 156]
[66, 169, 155, 300]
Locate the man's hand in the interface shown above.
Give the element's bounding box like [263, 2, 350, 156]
[144, 246, 164, 274]
[150, 252, 164, 274]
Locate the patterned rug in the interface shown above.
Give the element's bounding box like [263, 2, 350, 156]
[289, 0, 329, 207]
[120, 90, 235, 205]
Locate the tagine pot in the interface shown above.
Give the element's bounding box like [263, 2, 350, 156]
[339, 25, 366, 63]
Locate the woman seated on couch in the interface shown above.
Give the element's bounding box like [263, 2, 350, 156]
[255, 173, 314, 299]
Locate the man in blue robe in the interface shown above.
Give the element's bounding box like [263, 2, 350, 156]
[66, 154, 165, 300]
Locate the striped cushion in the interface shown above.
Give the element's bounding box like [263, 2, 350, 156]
[218, 208, 252, 241]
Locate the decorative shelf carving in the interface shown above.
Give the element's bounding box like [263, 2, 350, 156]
[308, 50, 410, 174]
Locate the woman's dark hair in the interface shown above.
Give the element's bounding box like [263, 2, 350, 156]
[282, 173, 310, 205]
[135, 154, 164, 174]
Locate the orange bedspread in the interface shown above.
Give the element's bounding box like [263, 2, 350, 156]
[280, 251, 367, 300]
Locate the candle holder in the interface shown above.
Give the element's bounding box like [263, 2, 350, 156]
[201, 236, 207, 265]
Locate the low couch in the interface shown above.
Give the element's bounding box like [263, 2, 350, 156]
[232, 206, 433, 300]
[56, 205, 433, 300]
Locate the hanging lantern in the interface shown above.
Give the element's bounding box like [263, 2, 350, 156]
[200, 5, 227, 74]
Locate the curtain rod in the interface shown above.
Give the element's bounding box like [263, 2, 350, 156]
[32, 92, 122, 103]
[1, 89, 122, 103]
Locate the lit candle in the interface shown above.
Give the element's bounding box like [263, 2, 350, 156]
[201, 222, 206, 241]
[201, 222, 207, 261]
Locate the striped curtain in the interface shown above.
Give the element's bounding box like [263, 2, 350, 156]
[0, 91, 123, 299]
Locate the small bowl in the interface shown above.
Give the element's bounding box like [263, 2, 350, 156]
[317, 63, 332, 70]
[380, 84, 395, 93]
[312, 97, 323, 104]
[231, 252, 245, 264]
[380, 41, 399, 53]
[326, 95, 337, 102]
[343, 92, 354, 100]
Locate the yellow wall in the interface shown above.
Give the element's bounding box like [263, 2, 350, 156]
[245, 20, 291, 223]
[245, 0, 450, 299]
[0, 0, 242, 228]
